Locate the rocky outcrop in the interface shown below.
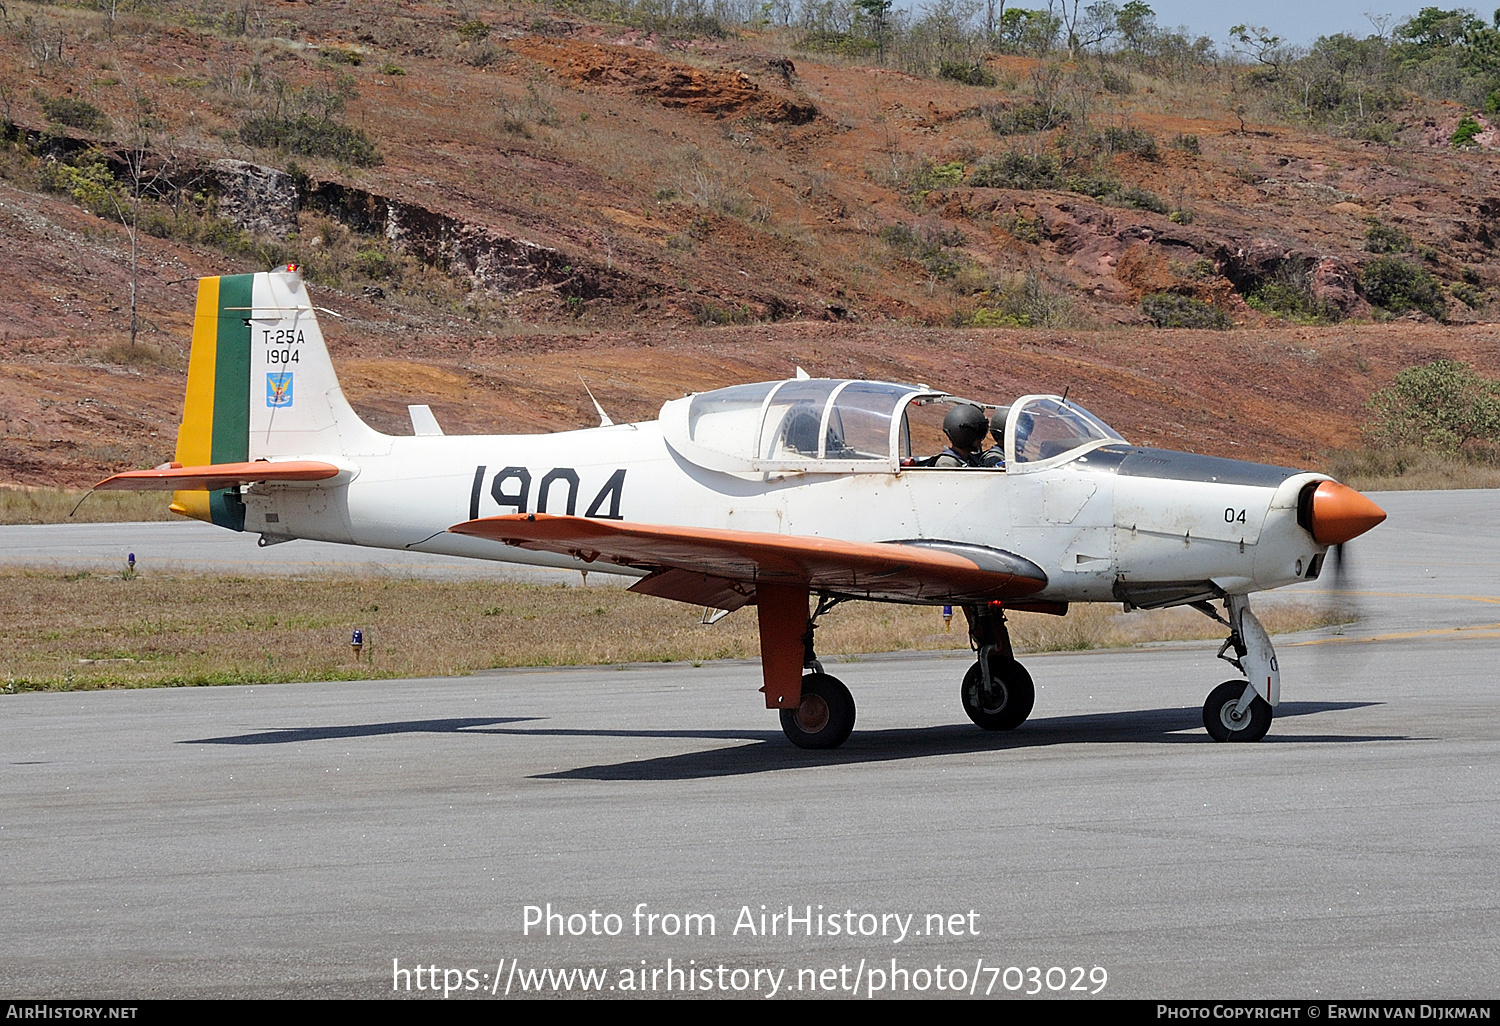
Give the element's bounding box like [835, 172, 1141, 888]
[1309, 256, 1370, 317]
[208, 160, 299, 239]
[300, 178, 640, 300]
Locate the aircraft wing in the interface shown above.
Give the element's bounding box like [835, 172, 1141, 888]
[448, 513, 1048, 608]
[94, 460, 342, 491]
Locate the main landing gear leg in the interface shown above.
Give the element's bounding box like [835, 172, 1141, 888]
[1193, 595, 1278, 742]
[960, 602, 1035, 731]
[758, 585, 855, 750]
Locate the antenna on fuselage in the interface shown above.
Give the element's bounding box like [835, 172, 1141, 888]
[579, 377, 614, 427]
[1060, 385, 1071, 406]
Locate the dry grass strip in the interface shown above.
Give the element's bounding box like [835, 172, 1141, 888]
[0, 569, 1351, 691]
[0, 487, 175, 525]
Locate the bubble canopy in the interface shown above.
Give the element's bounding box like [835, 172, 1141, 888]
[659, 379, 1125, 474]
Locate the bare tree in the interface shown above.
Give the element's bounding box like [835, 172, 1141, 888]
[1056, 0, 1083, 56]
[103, 65, 176, 349]
[984, 0, 1007, 42]
[1364, 11, 1395, 40]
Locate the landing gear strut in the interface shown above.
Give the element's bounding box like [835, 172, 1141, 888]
[1192, 595, 1279, 742]
[960, 602, 1035, 731]
[769, 591, 856, 750]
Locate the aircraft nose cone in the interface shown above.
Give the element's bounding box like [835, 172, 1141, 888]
[1306, 481, 1386, 545]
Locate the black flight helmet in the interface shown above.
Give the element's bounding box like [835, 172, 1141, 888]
[943, 403, 988, 451]
[989, 406, 1010, 444]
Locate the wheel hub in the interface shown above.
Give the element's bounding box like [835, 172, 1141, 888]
[794, 694, 831, 733]
[1219, 700, 1251, 731]
[974, 681, 1008, 715]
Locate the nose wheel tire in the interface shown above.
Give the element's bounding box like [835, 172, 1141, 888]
[961, 654, 1035, 731]
[780, 673, 856, 749]
[1202, 680, 1273, 742]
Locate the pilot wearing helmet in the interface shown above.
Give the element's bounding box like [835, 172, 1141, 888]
[981, 406, 1008, 468]
[935, 404, 988, 467]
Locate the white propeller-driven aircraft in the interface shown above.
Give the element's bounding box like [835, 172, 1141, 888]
[98, 268, 1387, 749]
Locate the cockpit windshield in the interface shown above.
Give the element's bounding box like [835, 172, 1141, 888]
[1010, 397, 1125, 466]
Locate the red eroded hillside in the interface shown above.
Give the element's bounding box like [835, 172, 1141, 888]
[2, 1, 1499, 488]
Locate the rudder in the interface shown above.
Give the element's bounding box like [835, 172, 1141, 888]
[172, 274, 253, 528]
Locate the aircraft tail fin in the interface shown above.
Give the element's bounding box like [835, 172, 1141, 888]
[170, 266, 380, 528]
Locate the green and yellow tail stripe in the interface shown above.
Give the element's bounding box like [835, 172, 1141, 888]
[170, 274, 254, 530]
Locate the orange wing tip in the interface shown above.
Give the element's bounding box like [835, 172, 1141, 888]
[1308, 481, 1387, 545]
[95, 460, 341, 491]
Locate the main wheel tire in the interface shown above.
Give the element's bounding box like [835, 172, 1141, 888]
[1202, 680, 1273, 742]
[961, 654, 1035, 731]
[780, 673, 856, 749]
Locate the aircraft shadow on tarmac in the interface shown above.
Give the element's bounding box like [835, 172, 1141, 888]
[181, 703, 1407, 780]
[181, 716, 542, 745]
[535, 702, 1407, 780]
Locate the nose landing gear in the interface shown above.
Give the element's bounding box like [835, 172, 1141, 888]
[1192, 594, 1280, 742]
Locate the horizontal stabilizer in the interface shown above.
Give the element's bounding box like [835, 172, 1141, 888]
[449, 513, 1048, 604]
[95, 460, 341, 492]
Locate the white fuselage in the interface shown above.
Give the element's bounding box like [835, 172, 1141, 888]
[242, 420, 1329, 606]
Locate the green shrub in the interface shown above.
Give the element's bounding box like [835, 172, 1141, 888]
[239, 114, 381, 166]
[1242, 258, 1339, 323]
[926, 160, 965, 186]
[897, 159, 966, 195]
[968, 151, 1061, 189]
[965, 273, 1075, 328]
[1366, 360, 1500, 456]
[1452, 282, 1486, 308]
[1106, 185, 1168, 213]
[1361, 256, 1444, 318]
[966, 151, 1131, 203]
[1452, 115, 1482, 148]
[1246, 280, 1339, 324]
[1171, 133, 1200, 154]
[41, 96, 107, 133]
[938, 61, 997, 87]
[1364, 222, 1410, 253]
[880, 222, 968, 279]
[456, 19, 492, 41]
[1002, 214, 1044, 243]
[987, 102, 1070, 135]
[320, 47, 363, 66]
[37, 153, 119, 217]
[1099, 126, 1158, 159]
[356, 247, 397, 279]
[1060, 171, 1122, 198]
[1140, 292, 1231, 328]
[694, 301, 752, 325]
